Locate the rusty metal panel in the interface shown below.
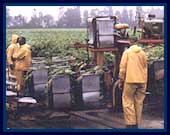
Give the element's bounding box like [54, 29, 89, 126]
[33, 69, 48, 85]
[153, 60, 164, 73]
[52, 75, 70, 93]
[82, 74, 100, 92]
[138, 39, 164, 44]
[52, 93, 71, 109]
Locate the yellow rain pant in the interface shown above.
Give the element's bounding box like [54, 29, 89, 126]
[14, 70, 24, 91]
[122, 83, 146, 125]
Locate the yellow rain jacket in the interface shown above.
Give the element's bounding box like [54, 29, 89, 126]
[119, 44, 148, 126]
[119, 45, 148, 83]
[6, 34, 19, 65]
[13, 44, 32, 88]
[14, 44, 32, 71]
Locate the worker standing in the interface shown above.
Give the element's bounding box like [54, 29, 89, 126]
[6, 34, 19, 78]
[13, 37, 32, 95]
[118, 37, 148, 129]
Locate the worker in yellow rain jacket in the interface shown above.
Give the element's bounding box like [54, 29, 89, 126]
[13, 37, 32, 94]
[6, 34, 19, 77]
[118, 37, 148, 129]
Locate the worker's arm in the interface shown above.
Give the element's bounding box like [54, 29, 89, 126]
[119, 51, 128, 82]
[13, 48, 26, 60]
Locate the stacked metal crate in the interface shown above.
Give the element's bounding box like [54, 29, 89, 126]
[77, 74, 103, 109]
[32, 69, 48, 100]
[31, 60, 48, 102]
[49, 75, 72, 110]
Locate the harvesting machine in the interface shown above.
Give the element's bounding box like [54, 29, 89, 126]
[136, 13, 164, 44]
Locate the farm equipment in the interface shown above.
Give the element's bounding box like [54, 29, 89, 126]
[86, 16, 130, 49]
[114, 23, 129, 40]
[136, 13, 164, 44]
[71, 17, 130, 110]
[75, 16, 129, 68]
[72, 15, 164, 110]
[72, 16, 131, 109]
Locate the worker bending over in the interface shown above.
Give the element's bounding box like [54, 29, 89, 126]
[13, 37, 32, 95]
[118, 37, 148, 129]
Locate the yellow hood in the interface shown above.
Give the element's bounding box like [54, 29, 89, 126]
[12, 34, 19, 44]
[129, 45, 142, 53]
[119, 44, 148, 83]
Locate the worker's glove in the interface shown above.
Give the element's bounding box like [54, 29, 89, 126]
[9, 64, 15, 70]
[118, 79, 124, 89]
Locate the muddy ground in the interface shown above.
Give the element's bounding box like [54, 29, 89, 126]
[6, 94, 164, 130]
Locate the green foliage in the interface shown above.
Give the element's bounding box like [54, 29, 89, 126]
[7, 28, 164, 96]
[7, 28, 164, 64]
[127, 28, 164, 64]
[127, 28, 142, 39]
[85, 65, 104, 75]
[104, 52, 115, 64]
[142, 45, 164, 64]
[6, 29, 87, 59]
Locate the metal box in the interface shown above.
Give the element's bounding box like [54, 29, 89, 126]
[48, 75, 72, 109]
[32, 69, 48, 85]
[82, 74, 100, 92]
[82, 91, 100, 104]
[87, 17, 115, 48]
[81, 74, 101, 107]
[144, 18, 164, 39]
[33, 84, 47, 99]
[31, 69, 48, 101]
[52, 93, 71, 109]
[51, 75, 71, 93]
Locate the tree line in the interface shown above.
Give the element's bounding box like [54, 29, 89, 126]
[6, 6, 164, 29]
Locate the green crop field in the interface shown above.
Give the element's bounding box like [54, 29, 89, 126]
[6, 28, 164, 95]
[6, 28, 164, 63]
[6, 29, 88, 60]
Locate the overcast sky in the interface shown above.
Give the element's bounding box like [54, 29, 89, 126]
[7, 6, 164, 21]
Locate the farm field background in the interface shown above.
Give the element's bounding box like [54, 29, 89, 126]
[6, 29, 88, 61]
[6, 28, 164, 95]
[6, 28, 164, 62]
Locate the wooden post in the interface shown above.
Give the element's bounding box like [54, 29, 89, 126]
[96, 51, 104, 66]
[89, 47, 118, 67]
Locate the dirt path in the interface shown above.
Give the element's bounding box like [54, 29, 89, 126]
[7, 95, 164, 130]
